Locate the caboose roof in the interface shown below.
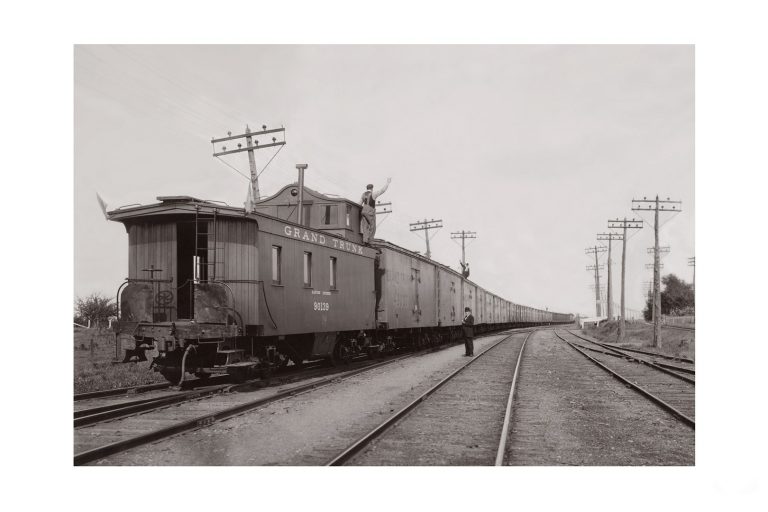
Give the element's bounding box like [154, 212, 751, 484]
[106, 197, 246, 222]
[253, 182, 361, 207]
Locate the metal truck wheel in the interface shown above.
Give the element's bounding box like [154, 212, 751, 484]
[331, 341, 351, 366]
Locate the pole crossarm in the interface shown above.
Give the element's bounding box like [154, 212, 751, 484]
[409, 219, 443, 231]
[688, 257, 695, 266]
[646, 263, 664, 269]
[211, 126, 286, 155]
[608, 218, 643, 229]
[585, 246, 607, 255]
[647, 246, 671, 254]
[410, 219, 443, 259]
[375, 201, 393, 214]
[597, 233, 624, 241]
[632, 197, 683, 212]
[585, 265, 604, 271]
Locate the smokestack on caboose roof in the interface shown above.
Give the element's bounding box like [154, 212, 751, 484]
[296, 164, 308, 226]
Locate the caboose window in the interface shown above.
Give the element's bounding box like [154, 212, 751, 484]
[322, 205, 337, 225]
[329, 256, 337, 289]
[303, 251, 312, 287]
[346, 205, 351, 227]
[272, 246, 282, 284]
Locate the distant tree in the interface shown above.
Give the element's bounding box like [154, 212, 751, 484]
[75, 293, 117, 328]
[642, 274, 695, 320]
[661, 274, 695, 315]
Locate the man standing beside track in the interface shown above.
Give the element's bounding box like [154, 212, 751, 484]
[462, 307, 474, 356]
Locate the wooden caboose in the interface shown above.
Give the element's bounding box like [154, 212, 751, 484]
[109, 183, 378, 381]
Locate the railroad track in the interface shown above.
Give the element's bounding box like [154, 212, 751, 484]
[74, 382, 172, 401]
[325, 329, 534, 466]
[663, 323, 695, 331]
[567, 330, 694, 378]
[643, 321, 695, 332]
[555, 330, 695, 428]
[74, 328, 537, 466]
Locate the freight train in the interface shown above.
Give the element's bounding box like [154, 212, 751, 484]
[109, 182, 573, 383]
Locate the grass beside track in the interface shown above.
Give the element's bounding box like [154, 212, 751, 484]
[581, 320, 695, 360]
[74, 328, 165, 394]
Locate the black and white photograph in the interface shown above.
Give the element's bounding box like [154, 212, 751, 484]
[73, 43, 696, 467]
[5, 1, 768, 510]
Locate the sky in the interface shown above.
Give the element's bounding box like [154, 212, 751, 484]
[74, 45, 694, 317]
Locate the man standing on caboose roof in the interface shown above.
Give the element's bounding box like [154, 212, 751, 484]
[462, 307, 475, 357]
[360, 178, 391, 245]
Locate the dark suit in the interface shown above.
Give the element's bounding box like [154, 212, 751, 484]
[462, 313, 474, 356]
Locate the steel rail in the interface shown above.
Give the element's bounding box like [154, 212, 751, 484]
[570, 330, 694, 364]
[74, 385, 231, 427]
[643, 321, 695, 332]
[494, 330, 534, 465]
[569, 341, 695, 376]
[554, 331, 694, 428]
[74, 350, 433, 466]
[654, 361, 695, 375]
[325, 332, 524, 466]
[75, 394, 180, 419]
[566, 340, 696, 385]
[74, 383, 171, 401]
[565, 331, 695, 384]
[662, 324, 695, 332]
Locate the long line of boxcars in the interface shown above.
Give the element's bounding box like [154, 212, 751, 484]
[109, 182, 572, 383]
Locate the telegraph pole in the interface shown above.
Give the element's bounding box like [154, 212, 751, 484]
[585, 246, 607, 317]
[585, 265, 604, 316]
[211, 125, 286, 201]
[589, 284, 607, 315]
[597, 233, 623, 320]
[409, 219, 443, 259]
[451, 230, 477, 267]
[688, 257, 695, 293]
[632, 196, 682, 347]
[607, 217, 643, 342]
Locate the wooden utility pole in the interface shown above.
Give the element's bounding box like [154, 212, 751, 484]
[585, 246, 607, 317]
[409, 219, 443, 259]
[607, 218, 643, 342]
[597, 233, 623, 320]
[688, 257, 695, 293]
[632, 196, 682, 347]
[589, 284, 607, 314]
[211, 125, 286, 201]
[585, 264, 604, 316]
[451, 230, 477, 267]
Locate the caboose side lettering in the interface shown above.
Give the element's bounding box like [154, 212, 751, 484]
[283, 224, 364, 255]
